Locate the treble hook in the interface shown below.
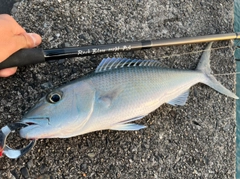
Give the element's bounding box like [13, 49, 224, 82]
[0, 123, 36, 159]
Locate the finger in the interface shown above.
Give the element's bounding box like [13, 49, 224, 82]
[0, 33, 42, 62]
[0, 67, 17, 77]
[14, 33, 42, 49]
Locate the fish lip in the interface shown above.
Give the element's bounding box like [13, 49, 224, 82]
[21, 117, 50, 126]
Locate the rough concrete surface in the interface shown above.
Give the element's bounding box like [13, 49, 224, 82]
[0, 0, 237, 178]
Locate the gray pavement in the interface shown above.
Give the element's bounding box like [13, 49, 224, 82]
[0, 1, 236, 178]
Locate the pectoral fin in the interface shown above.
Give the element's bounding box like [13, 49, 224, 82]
[98, 87, 124, 108]
[167, 90, 189, 106]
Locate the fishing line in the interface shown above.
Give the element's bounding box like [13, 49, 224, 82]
[159, 43, 240, 77]
[213, 72, 240, 76]
[160, 45, 233, 59]
[160, 38, 240, 59]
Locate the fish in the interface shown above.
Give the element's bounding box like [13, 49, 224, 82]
[19, 43, 238, 139]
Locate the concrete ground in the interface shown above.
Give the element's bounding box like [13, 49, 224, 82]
[0, 1, 237, 178]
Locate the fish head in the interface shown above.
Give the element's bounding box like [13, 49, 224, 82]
[20, 81, 96, 139]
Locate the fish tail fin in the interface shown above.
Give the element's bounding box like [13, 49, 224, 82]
[197, 42, 238, 99]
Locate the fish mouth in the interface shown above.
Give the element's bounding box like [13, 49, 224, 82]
[20, 117, 51, 139]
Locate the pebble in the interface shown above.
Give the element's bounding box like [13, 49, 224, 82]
[58, 59, 65, 64]
[80, 163, 87, 171]
[55, 33, 61, 38]
[64, 42, 71, 47]
[20, 167, 29, 178]
[41, 82, 53, 89]
[39, 164, 48, 174]
[10, 170, 18, 179]
[27, 159, 34, 168]
[87, 152, 96, 158]
[86, 139, 92, 147]
[78, 34, 87, 40]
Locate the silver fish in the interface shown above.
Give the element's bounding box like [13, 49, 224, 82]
[19, 43, 238, 139]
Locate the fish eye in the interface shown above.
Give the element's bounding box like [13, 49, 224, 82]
[47, 91, 63, 103]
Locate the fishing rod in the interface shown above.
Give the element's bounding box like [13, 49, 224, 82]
[0, 32, 239, 70]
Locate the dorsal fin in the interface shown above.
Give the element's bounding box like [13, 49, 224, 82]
[95, 58, 161, 73]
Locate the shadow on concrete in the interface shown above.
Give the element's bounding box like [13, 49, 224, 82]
[0, 0, 15, 14]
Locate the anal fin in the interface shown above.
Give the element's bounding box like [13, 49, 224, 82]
[167, 90, 189, 106]
[110, 115, 146, 131]
[110, 123, 146, 131]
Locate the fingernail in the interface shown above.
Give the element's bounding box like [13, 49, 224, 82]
[28, 33, 40, 47]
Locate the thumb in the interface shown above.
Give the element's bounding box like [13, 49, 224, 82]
[14, 33, 42, 49]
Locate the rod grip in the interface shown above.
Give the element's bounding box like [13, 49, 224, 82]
[0, 48, 45, 70]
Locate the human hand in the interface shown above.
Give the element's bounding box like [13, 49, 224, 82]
[0, 14, 42, 77]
